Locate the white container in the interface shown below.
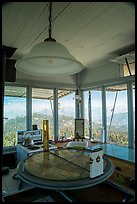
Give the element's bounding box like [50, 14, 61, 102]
[66, 140, 88, 148]
[90, 148, 104, 178]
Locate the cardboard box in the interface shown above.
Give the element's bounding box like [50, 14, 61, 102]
[90, 148, 104, 178]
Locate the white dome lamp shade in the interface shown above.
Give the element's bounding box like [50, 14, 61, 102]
[15, 40, 84, 76]
[15, 2, 84, 76]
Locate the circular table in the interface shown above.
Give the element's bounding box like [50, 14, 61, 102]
[17, 148, 114, 191]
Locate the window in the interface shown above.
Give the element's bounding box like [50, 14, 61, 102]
[58, 90, 75, 140]
[106, 84, 128, 146]
[3, 79, 134, 148]
[84, 89, 102, 141]
[123, 62, 135, 76]
[32, 88, 54, 140]
[3, 85, 27, 146]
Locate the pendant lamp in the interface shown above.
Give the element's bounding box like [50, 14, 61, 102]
[15, 2, 84, 76]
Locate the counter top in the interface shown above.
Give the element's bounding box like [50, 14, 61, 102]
[17, 143, 57, 154]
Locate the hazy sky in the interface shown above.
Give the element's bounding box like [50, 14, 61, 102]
[4, 89, 134, 120]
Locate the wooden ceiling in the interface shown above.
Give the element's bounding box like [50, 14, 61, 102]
[2, 2, 135, 73]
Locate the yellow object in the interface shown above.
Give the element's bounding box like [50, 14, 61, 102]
[43, 120, 49, 151]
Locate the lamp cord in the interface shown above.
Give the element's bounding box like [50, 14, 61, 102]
[48, 2, 52, 39]
[31, 2, 71, 44]
[45, 2, 56, 42]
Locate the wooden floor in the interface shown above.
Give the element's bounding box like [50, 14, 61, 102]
[3, 182, 134, 202]
[64, 182, 134, 202]
[105, 155, 135, 195]
[3, 187, 69, 202]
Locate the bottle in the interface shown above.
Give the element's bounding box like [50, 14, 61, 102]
[43, 120, 49, 151]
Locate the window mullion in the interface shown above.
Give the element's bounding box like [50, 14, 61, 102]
[26, 86, 32, 130]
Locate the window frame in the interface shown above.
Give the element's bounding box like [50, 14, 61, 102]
[3, 75, 135, 149]
[82, 77, 135, 148]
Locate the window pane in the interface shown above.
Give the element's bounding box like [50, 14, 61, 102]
[92, 90, 102, 141]
[106, 84, 128, 147]
[83, 91, 89, 138]
[123, 62, 135, 76]
[84, 89, 102, 141]
[3, 86, 27, 147]
[32, 88, 54, 140]
[58, 90, 75, 140]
